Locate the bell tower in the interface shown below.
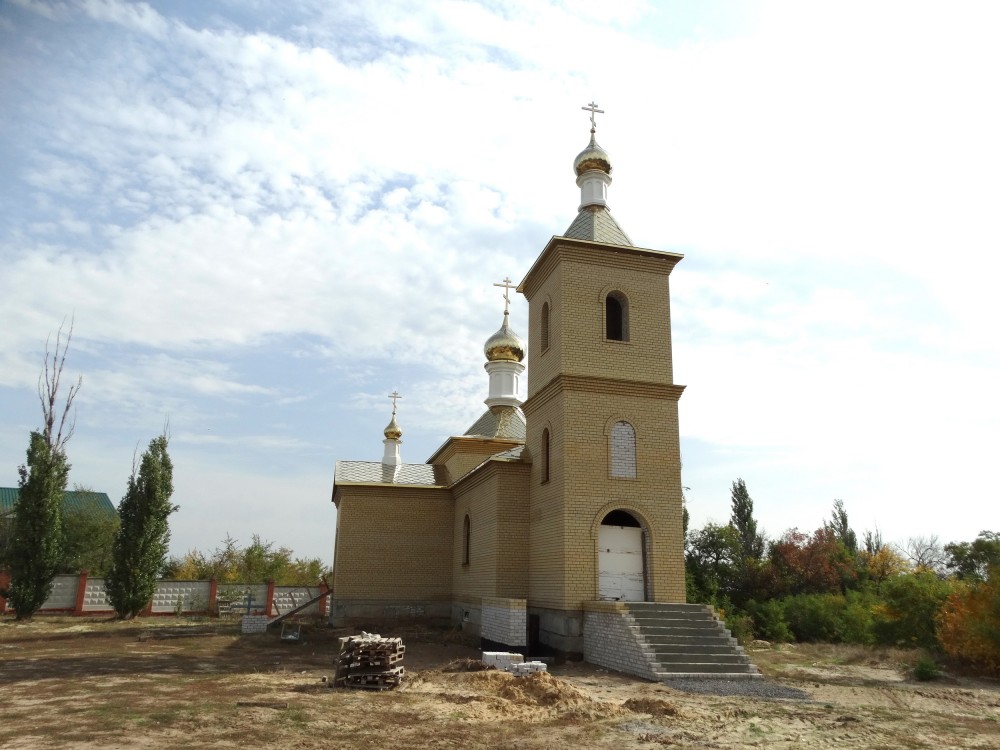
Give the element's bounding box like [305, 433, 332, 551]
[518, 105, 686, 654]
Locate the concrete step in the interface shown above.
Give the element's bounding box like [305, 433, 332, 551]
[646, 638, 736, 654]
[626, 602, 713, 612]
[635, 633, 737, 647]
[627, 606, 714, 613]
[653, 671, 763, 681]
[629, 613, 720, 626]
[653, 660, 757, 674]
[621, 601, 760, 682]
[633, 624, 727, 636]
[652, 651, 751, 664]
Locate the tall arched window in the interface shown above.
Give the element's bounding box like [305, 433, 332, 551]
[610, 421, 636, 478]
[540, 301, 550, 351]
[462, 515, 471, 565]
[541, 428, 550, 483]
[606, 292, 628, 341]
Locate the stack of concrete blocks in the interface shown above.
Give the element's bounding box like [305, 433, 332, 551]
[482, 651, 524, 670]
[508, 661, 548, 675]
[241, 614, 272, 634]
[481, 652, 548, 676]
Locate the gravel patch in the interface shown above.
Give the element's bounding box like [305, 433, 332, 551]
[663, 678, 811, 701]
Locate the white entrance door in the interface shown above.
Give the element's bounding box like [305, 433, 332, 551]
[598, 525, 644, 601]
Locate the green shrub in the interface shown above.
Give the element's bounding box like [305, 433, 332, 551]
[873, 572, 955, 649]
[723, 612, 755, 644]
[912, 656, 941, 681]
[782, 593, 847, 642]
[839, 589, 877, 645]
[747, 599, 793, 642]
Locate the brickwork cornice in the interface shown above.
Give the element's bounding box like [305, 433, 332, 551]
[452, 455, 530, 496]
[522, 374, 686, 415]
[517, 237, 683, 300]
[427, 435, 523, 466]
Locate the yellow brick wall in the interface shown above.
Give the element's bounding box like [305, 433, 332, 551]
[526, 263, 563, 398]
[452, 461, 531, 602]
[452, 471, 499, 601]
[524, 391, 569, 609]
[494, 462, 530, 598]
[332, 486, 454, 602]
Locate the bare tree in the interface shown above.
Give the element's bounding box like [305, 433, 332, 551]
[39, 319, 82, 451]
[899, 535, 948, 574]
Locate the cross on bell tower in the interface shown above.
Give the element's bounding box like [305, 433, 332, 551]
[581, 101, 604, 133]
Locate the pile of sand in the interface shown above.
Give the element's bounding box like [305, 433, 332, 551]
[461, 670, 591, 708]
[622, 697, 681, 717]
[441, 658, 495, 673]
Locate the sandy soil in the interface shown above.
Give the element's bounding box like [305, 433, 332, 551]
[2, 617, 998, 749]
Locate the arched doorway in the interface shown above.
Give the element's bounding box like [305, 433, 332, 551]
[598, 510, 646, 601]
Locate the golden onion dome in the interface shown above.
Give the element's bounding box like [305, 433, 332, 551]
[383, 413, 402, 440]
[573, 132, 612, 177]
[484, 314, 525, 363]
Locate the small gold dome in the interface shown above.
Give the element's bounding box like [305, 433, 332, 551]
[484, 315, 525, 363]
[573, 132, 612, 177]
[383, 413, 402, 440]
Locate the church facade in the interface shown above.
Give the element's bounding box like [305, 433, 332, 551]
[331, 114, 686, 658]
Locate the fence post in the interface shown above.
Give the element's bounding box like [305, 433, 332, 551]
[265, 579, 275, 617]
[318, 580, 330, 618]
[0, 570, 10, 614]
[73, 570, 89, 616]
[208, 578, 218, 617]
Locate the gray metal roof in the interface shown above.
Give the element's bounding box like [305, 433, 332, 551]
[334, 461, 450, 487]
[563, 206, 633, 246]
[463, 406, 526, 441]
[0, 487, 116, 518]
[491, 445, 525, 461]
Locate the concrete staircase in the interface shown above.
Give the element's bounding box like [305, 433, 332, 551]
[624, 602, 761, 680]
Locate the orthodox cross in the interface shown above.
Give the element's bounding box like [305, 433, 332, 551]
[388, 390, 402, 414]
[582, 101, 604, 131]
[493, 276, 515, 315]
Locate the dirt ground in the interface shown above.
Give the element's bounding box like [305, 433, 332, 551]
[2, 617, 998, 749]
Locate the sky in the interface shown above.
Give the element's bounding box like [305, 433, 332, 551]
[1, 0, 998, 565]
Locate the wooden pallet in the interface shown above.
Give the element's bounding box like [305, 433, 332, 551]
[344, 667, 405, 690]
[336, 634, 406, 690]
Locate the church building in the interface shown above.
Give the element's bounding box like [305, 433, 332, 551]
[331, 108, 696, 667]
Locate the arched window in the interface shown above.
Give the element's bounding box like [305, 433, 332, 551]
[540, 301, 550, 351]
[610, 421, 636, 478]
[541, 428, 550, 483]
[462, 515, 471, 565]
[606, 292, 628, 341]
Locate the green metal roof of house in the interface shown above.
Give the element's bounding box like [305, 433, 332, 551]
[0, 488, 116, 518]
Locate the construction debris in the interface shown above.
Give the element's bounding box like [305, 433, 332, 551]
[334, 632, 406, 690]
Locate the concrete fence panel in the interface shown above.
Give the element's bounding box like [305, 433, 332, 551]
[150, 580, 211, 614]
[46, 575, 80, 611]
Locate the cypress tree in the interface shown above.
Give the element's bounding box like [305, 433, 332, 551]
[729, 478, 764, 561]
[4, 433, 69, 619]
[106, 435, 177, 619]
[3, 322, 80, 620]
